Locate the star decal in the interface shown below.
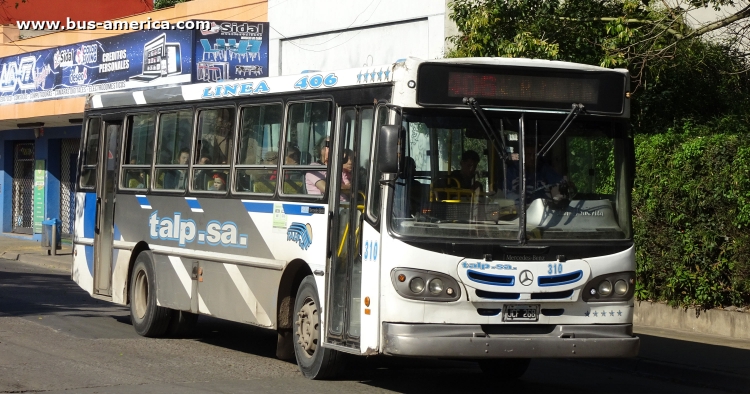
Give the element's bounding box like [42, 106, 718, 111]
[356, 71, 363, 83]
[609, 310, 615, 316]
[593, 311, 598, 317]
[370, 71, 376, 81]
[384, 69, 391, 80]
[585, 310, 590, 317]
[617, 310, 623, 316]
[377, 69, 383, 81]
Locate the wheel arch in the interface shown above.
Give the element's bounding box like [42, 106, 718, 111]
[125, 241, 151, 305]
[275, 258, 314, 360]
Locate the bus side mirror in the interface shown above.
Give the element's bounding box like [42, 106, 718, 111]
[378, 125, 405, 174]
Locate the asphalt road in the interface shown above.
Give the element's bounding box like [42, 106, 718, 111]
[0, 258, 741, 394]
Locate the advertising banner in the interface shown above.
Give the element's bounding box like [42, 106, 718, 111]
[0, 29, 194, 104]
[33, 159, 45, 234]
[193, 20, 269, 83]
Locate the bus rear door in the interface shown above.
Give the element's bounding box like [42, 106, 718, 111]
[93, 120, 123, 296]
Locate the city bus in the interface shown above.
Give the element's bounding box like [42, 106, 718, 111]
[72, 56, 639, 379]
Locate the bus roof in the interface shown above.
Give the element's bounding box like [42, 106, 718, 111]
[86, 57, 628, 110]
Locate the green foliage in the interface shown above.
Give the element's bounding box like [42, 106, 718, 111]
[633, 117, 750, 308]
[448, 0, 650, 67]
[447, 0, 750, 134]
[154, 0, 190, 10]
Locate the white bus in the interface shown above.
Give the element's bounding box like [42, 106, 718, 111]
[72, 57, 639, 379]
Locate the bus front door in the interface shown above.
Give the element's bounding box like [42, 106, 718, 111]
[93, 121, 122, 296]
[327, 106, 374, 350]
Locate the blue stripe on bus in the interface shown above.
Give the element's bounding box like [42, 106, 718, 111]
[83, 193, 97, 239]
[185, 197, 201, 210]
[243, 201, 274, 213]
[282, 204, 317, 216]
[84, 245, 94, 275]
[136, 195, 150, 207]
[242, 201, 323, 216]
[113, 224, 121, 242]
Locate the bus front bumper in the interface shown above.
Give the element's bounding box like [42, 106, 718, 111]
[382, 323, 639, 358]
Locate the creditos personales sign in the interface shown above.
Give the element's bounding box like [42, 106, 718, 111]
[0, 20, 269, 105]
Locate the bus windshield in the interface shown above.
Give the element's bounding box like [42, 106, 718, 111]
[391, 109, 632, 241]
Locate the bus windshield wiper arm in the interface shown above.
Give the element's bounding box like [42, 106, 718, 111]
[463, 97, 506, 155]
[537, 103, 584, 158]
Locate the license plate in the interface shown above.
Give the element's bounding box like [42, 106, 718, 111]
[503, 304, 540, 322]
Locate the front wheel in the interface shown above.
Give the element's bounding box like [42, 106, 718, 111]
[478, 358, 531, 379]
[293, 276, 342, 379]
[130, 251, 172, 337]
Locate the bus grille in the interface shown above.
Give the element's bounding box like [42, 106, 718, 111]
[467, 270, 515, 286]
[538, 270, 583, 287]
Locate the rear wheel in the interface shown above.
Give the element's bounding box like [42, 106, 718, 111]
[293, 276, 342, 379]
[478, 358, 531, 379]
[130, 251, 172, 337]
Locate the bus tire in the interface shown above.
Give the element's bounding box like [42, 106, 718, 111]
[477, 358, 531, 379]
[293, 276, 342, 380]
[129, 251, 172, 337]
[166, 310, 199, 337]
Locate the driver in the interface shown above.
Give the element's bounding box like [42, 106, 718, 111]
[506, 144, 570, 201]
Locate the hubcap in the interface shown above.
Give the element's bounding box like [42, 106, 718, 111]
[295, 296, 319, 358]
[134, 269, 148, 320]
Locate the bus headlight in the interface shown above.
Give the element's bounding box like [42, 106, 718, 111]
[391, 268, 461, 302]
[582, 272, 635, 302]
[428, 278, 444, 295]
[614, 279, 628, 295]
[409, 277, 425, 294]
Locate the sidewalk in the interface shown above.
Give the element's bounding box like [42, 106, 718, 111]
[0, 234, 72, 272]
[1, 235, 750, 392]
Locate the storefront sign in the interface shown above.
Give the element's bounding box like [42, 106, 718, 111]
[0, 21, 270, 105]
[194, 21, 269, 82]
[33, 160, 45, 233]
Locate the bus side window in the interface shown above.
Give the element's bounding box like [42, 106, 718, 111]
[192, 107, 235, 192]
[281, 101, 332, 197]
[368, 106, 389, 220]
[121, 113, 155, 190]
[153, 110, 193, 191]
[79, 117, 101, 189]
[235, 103, 283, 195]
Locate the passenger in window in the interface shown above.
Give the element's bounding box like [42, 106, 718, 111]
[128, 159, 146, 189]
[340, 149, 354, 201]
[262, 151, 279, 165]
[285, 145, 300, 165]
[211, 173, 227, 191]
[305, 137, 329, 194]
[193, 154, 214, 189]
[164, 148, 189, 189]
[450, 150, 482, 190]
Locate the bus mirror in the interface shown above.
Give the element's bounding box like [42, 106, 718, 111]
[378, 125, 405, 174]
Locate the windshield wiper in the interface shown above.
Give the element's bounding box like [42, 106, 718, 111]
[537, 103, 584, 158]
[463, 97, 507, 156]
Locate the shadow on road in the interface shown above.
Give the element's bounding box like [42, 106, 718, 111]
[2, 260, 750, 393]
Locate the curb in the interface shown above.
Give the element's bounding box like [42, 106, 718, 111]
[2, 251, 72, 272]
[634, 301, 750, 341]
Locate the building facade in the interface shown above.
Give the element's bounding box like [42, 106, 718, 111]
[0, 0, 455, 239]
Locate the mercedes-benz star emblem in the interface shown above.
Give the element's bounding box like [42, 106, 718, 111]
[519, 270, 534, 286]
